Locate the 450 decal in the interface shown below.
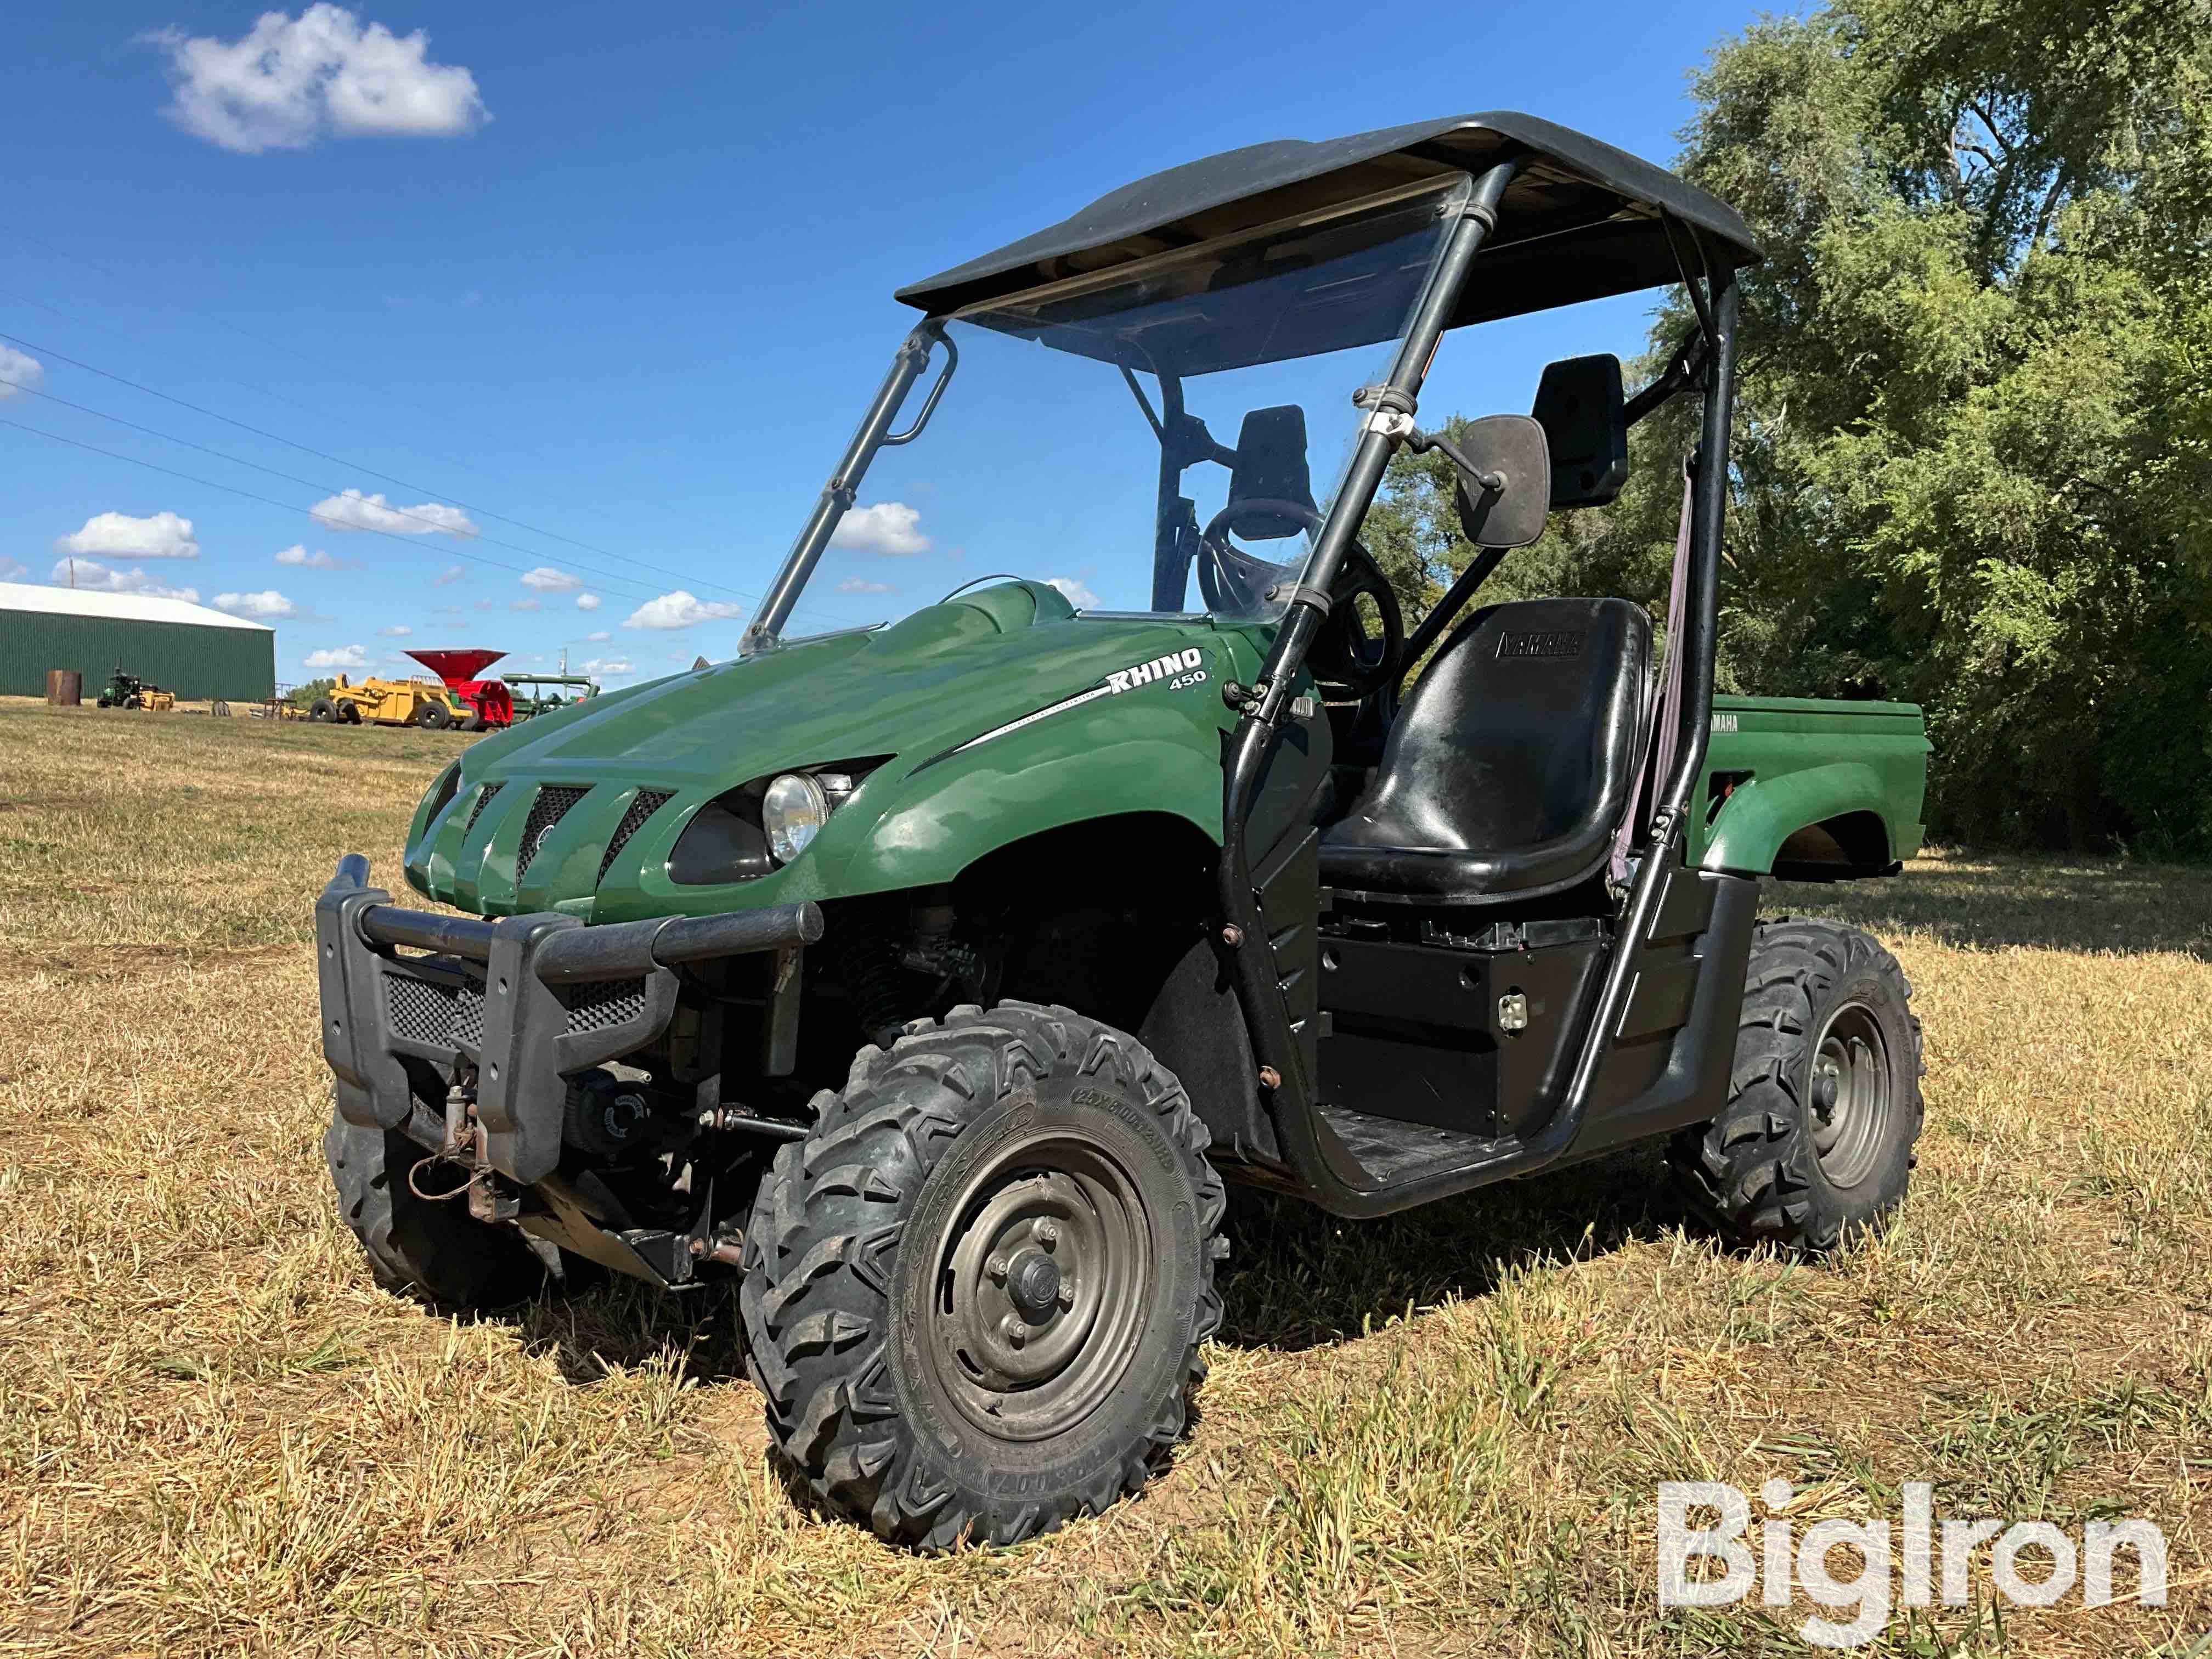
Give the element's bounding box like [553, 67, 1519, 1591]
[1107, 647, 1206, 695]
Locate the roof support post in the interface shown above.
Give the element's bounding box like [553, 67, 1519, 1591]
[742, 324, 943, 654]
[1212, 157, 1520, 1110]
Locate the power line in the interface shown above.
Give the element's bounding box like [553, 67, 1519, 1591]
[0, 416, 867, 634]
[0, 416, 663, 599]
[0, 326, 761, 601]
[0, 286, 385, 436]
[5, 378, 701, 603]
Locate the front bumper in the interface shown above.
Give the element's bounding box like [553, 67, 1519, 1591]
[315, 855, 821, 1186]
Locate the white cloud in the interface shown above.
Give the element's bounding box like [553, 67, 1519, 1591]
[274, 543, 349, 569]
[433, 564, 464, 585]
[583, 629, 611, 642]
[148, 5, 488, 156]
[212, 589, 298, 619]
[623, 590, 747, 630]
[830, 501, 928, 556]
[0, 557, 26, 580]
[55, 510, 199, 560]
[837, 577, 895, 595]
[377, 624, 411, 636]
[580, 657, 634, 675]
[1046, 576, 1102, 610]
[304, 644, 370, 670]
[311, 489, 478, 537]
[0, 345, 44, 401]
[510, 597, 540, 612]
[575, 592, 600, 611]
[520, 565, 578, 592]
[47, 558, 198, 601]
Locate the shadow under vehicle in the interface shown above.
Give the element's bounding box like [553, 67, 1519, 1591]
[315, 114, 1931, 1551]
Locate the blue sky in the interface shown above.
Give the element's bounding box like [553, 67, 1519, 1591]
[2, 0, 1760, 687]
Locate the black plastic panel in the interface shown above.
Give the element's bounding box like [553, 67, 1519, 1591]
[1314, 932, 1601, 1137]
[1254, 828, 1324, 1085]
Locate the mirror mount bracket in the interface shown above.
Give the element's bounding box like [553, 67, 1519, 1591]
[1403, 425, 1506, 494]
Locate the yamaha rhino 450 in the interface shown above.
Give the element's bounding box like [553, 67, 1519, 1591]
[318, 114, 1931, 1550]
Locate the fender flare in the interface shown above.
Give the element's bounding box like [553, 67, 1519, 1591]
[823, 735, 1224, 896]
[1700, 761, 1894, 875]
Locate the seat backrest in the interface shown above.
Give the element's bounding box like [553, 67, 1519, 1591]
[1227, 405, 1314, 539]
[1366, 596, 1650, 866]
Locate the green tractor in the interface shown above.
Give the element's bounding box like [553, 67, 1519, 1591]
[96, 666, 174, 711]
[318, 114, 1930, 1551]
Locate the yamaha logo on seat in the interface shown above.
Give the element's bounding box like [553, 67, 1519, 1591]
[1498, 630, 1586, 659]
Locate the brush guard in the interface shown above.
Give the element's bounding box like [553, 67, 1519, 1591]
[315, 854, 822, 1187]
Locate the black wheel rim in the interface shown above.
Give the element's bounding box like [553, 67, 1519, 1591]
[922, 1127, 1153, 1442]
[1808, 1000, 1893, 1189]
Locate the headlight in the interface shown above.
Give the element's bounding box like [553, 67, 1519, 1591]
[761, 772, 830, 864]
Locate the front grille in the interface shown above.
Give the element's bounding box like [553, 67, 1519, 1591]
[386, 974, 459, 1043]
[385, 970, 640, 1049]
[452, 985, 487, 1048]
[463, 781, 505, 834]
[556, 978, 648, 1035]
[596, 789, 674, 885]
[517, 786, 591, 879]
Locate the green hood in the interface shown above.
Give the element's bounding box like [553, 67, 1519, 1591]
[406, 580, 1268, 921]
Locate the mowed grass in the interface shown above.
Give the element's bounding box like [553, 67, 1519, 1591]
[2, 693, 2209, 1658]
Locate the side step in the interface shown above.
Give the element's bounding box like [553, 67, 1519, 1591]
[1314, 1101, 1517, 1190]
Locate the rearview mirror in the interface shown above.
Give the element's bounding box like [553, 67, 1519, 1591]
[1450, 414, 1553, 549]
[1532, 354, 1629, 509]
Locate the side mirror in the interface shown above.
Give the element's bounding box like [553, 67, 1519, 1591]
[1448, 414, 1553, 549]
[1532, 354, 1629, 509]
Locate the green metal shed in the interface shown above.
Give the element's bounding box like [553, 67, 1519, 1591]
[0, 582, 276, 701]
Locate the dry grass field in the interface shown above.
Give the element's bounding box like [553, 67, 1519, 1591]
[3, 695, 2209, 1658]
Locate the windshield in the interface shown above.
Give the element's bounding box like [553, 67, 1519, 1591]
[757, 176, 1468, 637]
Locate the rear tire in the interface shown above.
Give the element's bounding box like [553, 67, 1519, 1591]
[322, 1099, 546, 1308]
[1670, 917, 1924, 1252]
[740, 1001, 1226, 1551]
[309, 698, 337, 723]
[415, 701, 452, 730]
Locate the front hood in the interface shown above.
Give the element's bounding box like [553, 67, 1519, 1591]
[406, 582, 1243, 917]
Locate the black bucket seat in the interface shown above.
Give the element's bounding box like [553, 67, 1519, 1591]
[1319, 596, 1650, 903]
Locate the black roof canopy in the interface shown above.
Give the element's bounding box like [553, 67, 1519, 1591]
[898, 112, 1758, 328]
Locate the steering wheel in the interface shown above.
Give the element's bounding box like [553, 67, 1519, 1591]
[1307, 543, 1404, 701]
[1198, 500, 1402, 698]
[1197, 498, 1319, 615]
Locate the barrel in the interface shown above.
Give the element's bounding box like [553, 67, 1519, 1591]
[46, 669, 81, 707]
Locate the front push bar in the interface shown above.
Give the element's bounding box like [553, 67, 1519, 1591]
[315, 855, 822, 1185]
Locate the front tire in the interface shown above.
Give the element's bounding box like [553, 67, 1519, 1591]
[322, 1101, 547, 1308]
[1671, 918, 1925, 1252]
[740, 1002, 1226, 1551]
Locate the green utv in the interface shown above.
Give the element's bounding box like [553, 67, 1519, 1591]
[318, 115, 1931, 1549]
